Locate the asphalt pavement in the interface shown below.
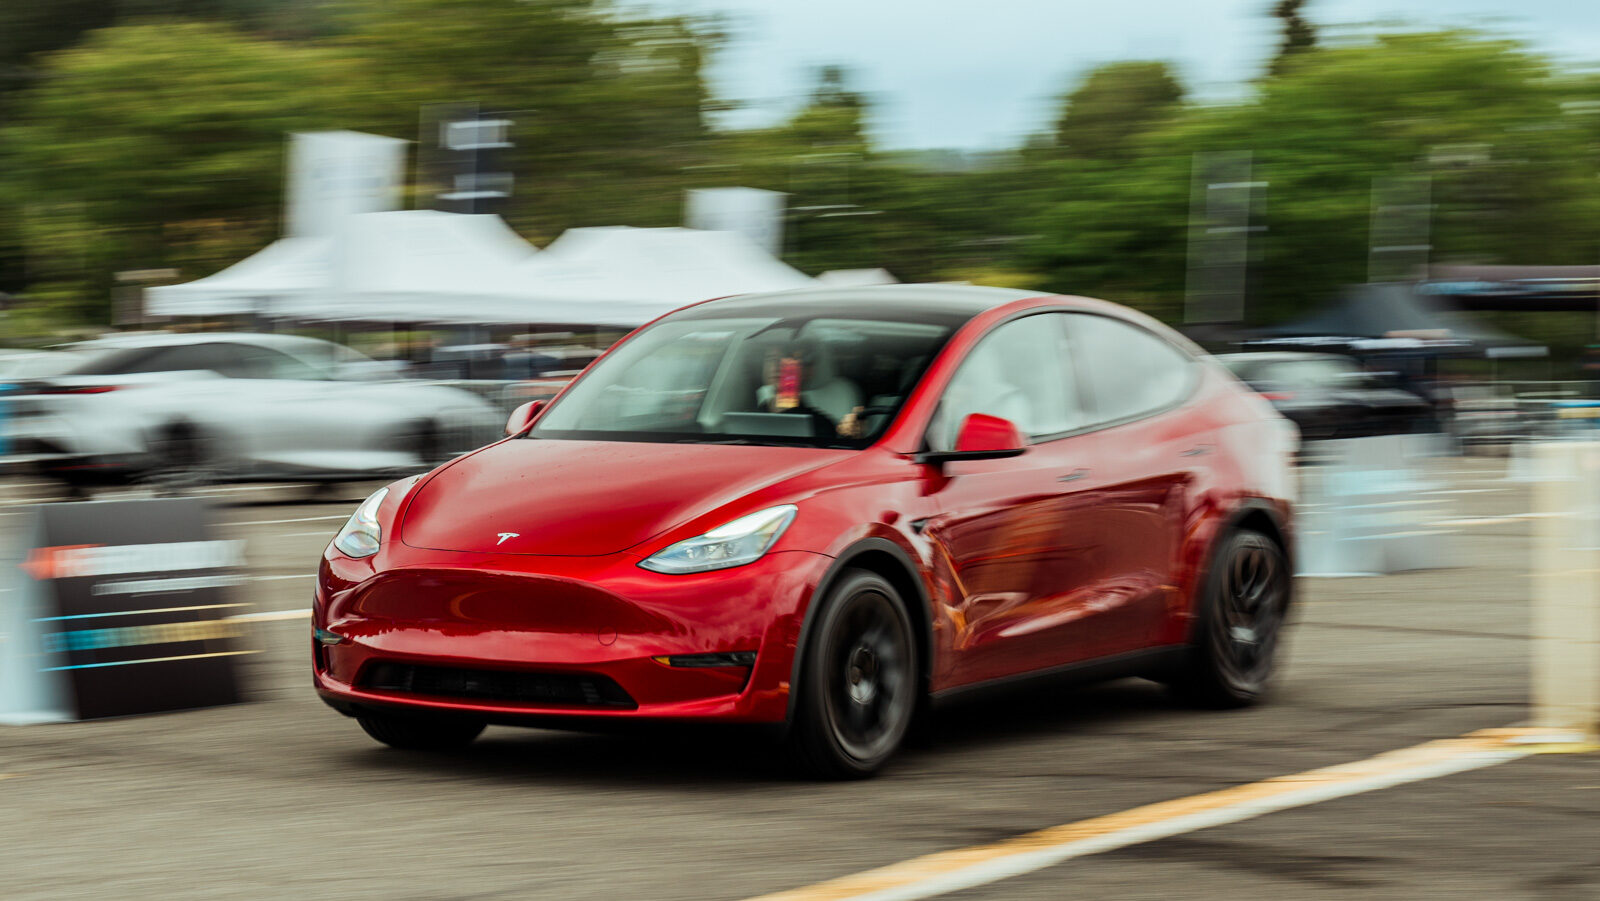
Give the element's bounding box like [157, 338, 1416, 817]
[0, 457, 1594, 900]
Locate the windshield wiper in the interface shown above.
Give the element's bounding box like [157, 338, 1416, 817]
[674, 437, 756, 445]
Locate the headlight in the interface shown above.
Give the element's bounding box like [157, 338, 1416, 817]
[333, 487, 389, 559]
[638, 504, 797, 574]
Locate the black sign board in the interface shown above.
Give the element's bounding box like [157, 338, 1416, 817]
[418, 102, 514, 216]
[1, 498, 246, 721]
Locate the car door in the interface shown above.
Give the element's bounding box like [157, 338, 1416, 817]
[111, 343, 257, 470]
[219, 345, 380, 475]
[1063, 312, 1208, 654]
[918, 313, 1109, 689]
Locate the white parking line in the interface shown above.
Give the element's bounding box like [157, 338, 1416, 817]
[1432, 512, 1556, 527]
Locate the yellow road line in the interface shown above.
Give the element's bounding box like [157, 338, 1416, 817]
[226, 609, 311, 623]
[746, 728, 1579, 901]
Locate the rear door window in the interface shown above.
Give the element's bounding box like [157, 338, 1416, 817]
[115, 344, 236, 376]
[1065, 314, 1196, 426]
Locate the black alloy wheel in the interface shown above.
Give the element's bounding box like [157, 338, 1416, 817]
[144, 423, 214, 496]
[409, 419, 451, 471]
[789, 570, 918, 779]
[1169, 529, 1289, 708]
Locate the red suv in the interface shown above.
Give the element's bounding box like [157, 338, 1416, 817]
[314, 285, 1295, 777]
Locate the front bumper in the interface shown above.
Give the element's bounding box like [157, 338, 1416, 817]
[6, 410, 144, 482]
[313, 544, 833, 725]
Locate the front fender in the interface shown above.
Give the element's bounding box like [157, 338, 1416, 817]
[781, 534, 934, 732]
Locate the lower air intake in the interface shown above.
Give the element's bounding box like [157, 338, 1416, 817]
[360, 663, 637, 710]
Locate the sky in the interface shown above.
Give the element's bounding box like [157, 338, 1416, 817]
[639, 0, 1600, 150]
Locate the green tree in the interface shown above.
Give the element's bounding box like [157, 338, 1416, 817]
[1243, 32, 1597, 318]
[787, 64, 869, 151]
[4, 23, 356, 321]
[0, 3, 112, 93]
[1028, 32, 1600, 326]
[347, 0, 717, 239]
[1269, 0, 1317, 75]
[0, 0, 330, 97]
[1053, 62, 1184, 160]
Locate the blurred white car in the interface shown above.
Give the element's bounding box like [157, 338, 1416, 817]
[8, 333, 502, 490]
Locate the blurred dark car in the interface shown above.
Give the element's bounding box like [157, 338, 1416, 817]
[417, 343, 598, 382]
[1217, 352, 1430, 440]
[417, 344, 534, 381]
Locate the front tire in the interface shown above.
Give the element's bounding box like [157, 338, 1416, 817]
[356, 710, 485, 751]
[1168, 529, 1290, 708]
[788, 570, 918, 779]
[408, 419, 449, 472]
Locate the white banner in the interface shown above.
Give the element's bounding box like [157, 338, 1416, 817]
[286, 131, 407, 238]
[686, 187, 787, 255]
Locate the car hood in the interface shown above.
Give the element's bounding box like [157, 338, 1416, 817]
[399, 438, 849, 556]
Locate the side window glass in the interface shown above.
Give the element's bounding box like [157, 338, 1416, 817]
[1067, 315, 1194, 424]
[122, 345, 225, 375]
[252, 348, 325, 380]
[218, 347, 268, 379]
[927, 314, 1084, 452]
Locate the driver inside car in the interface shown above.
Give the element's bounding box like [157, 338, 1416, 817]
[755, 343, 865, 437]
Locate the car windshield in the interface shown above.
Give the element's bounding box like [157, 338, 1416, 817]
[531, 315, 953, 448]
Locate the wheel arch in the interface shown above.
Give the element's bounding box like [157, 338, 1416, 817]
[1190, 496, 1294, 629]
[784, 537, 933, 730]
[1230, 498, 1292, 588]
[143, 416, 206, 463]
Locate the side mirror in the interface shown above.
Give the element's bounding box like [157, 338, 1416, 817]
[915, 413, 1027, 465]
[504, 400, 545, 436]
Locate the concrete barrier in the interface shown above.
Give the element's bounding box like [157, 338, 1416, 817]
[1296, 433, 1456, 577]
[1530, 442, 1600, 741]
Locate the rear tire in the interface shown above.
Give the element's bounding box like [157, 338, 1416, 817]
[356, 711, 485, 751]
[787, 570, 918, 779]
[1167, 529, 1290, 708]
[144, 423, 213, 496]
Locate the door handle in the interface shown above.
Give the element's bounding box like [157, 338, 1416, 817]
[1057, 468, 1090, 482]
[1180, 444, 1214, 457]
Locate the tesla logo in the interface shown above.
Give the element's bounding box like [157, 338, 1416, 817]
[496, 532, 520, 546]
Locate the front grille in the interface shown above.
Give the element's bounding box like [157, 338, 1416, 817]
[360, 662, 636, 710]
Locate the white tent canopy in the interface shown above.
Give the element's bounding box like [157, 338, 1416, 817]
[472, 226, 815, 326]
[147, 210, 537, 322]
[148, 219, 815, 327]
[144, 236, 327, 318]
[816, 268, 899, 288]
[294, 209, 538, 322]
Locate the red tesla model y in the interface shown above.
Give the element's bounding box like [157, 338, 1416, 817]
[314, 285, 1295, 777]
